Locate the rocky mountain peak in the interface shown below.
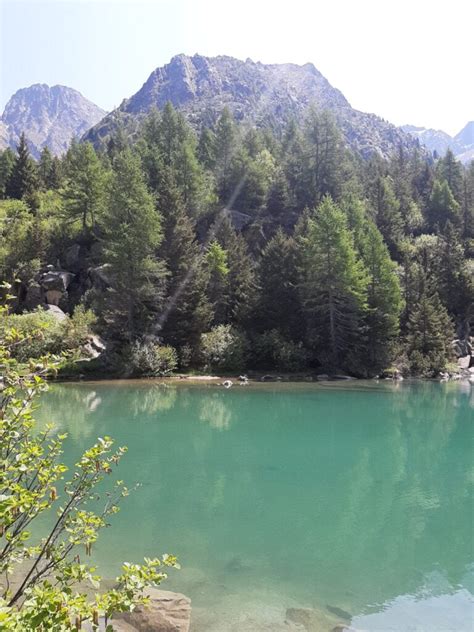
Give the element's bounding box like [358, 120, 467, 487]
[1, 84, 105, 157]
[85, 53, 415, 159]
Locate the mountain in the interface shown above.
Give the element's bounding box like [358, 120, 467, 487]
[455, 121, 474, 147]
[1, 84, 105, 158]
[402, 121, 474, 164]
[84, 54, 419, 159]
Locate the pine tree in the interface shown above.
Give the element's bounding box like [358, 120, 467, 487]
[5, 133, 37, 200]
[197, 127, 216, 170]
[300, 196, 368, 370]
[368, 175, 404, 256]
[0, 148, 15, 198]
[214, 107, 236, 201]
[155, 168, 212, 350]
[266, 168, 291, 223]
[37, 146, 62, 190]
[436, 149, 463, 202]
[406, 291, 454, 375]
[257, 229, 303, 340]
[210, 214, 256, 325]
[62, 141, 107, 231]
[359, 220, 402, 371]
[426, 179, 460, 231]
[461, 163, 474, 245]
[100, 149, 166, 341]
[301, 109, 345, 207]
[436, 221, 474, 323]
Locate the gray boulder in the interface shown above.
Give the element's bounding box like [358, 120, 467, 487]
[44, 305, 67, 321]
[39, 269, 75, 292]
[112, 588, 191, 632]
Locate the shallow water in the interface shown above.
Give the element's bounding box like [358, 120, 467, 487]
[37, 380, 474, 631]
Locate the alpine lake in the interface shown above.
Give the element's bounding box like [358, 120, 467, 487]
[36, 379, 474, 631]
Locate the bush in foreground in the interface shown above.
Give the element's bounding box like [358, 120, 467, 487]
[0, 287, 178, 630]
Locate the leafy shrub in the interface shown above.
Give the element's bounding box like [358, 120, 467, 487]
[128, 340, 178, 377]
[254, 329, 308, 372]
[200, 324, 248, 372]
[62, 304, 97, 348]
[2, 305, 97, 362]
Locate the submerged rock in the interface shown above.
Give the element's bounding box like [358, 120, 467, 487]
[285, 606, 343, 631]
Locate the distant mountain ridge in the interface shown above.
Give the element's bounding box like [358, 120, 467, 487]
[0, 84, 105, 158]
[84, 53, 419, 159]
[402, 121, 474, 164]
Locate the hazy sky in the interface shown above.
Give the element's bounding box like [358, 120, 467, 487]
[1, 0, 472, 135]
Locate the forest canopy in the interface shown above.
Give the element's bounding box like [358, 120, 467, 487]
[1, 104, 473, 377]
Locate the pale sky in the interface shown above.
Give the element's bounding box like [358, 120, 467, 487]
[0, 0, 472, 136]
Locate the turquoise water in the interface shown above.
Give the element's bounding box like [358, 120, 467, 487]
[37, 380, 474, 631]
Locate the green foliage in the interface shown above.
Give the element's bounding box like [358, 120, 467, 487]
[406, 291, 454, 375]
[254, 329, 308, 372]
[0, 106, 471, 376]
[127, 340, 178, 377]
[427, 179, 460, 230]
[99, 149, 166, 340]
[300, 196, 368, 370]
[0, 294, 178, 630]
[1, 305, 96, 363]
[0, 149, 15, 198]
[62, 141, 107, 231]
[200, 324, 248, 372]
[5, 134, 38, 202]
[257, 229, 302, 340]
[206, 240, 229, 277]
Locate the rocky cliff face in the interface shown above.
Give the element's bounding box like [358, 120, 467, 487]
[402, 121, 474, 164]
[85, 54, 418, 159]
[1, 84, 105, 158]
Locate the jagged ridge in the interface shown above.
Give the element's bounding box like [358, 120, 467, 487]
[84, 53, 419, 159]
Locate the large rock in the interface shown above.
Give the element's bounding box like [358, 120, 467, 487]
[89, 264, 113, 290]
[81, 334, 106, 360]
[44, 304, 67, 321]
[112, 588, 191, 632]
[39, 269, 75, 292]
[458, 355, 472, 370]
[452, 338, 472, 358]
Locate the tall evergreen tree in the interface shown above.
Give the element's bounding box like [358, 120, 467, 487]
[257, 229, 303, 340]
[300, 196, 368, 370]
[461, 163, 474, 245]
[100, 150, 166, 341]
[426, 179, 460, 231]
[367, 175, 404, 256]
[406, 291, 454, 375]
[214, 107, 236, 201]
[436, 149, 463, 202]
[0, 148, 15, 198]
[155, 168, 212, 350]
[62, 141, 107, 231]
[210, 214, 256, 325]
[359, 220, 402, 371]
[436, 221, 474, 324]
[197, 127, 216, 170]
[301, 109, 345, 207]
[5, 133, 37, 201]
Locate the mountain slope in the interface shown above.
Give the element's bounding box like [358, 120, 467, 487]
[455, 121, 474, 147]
[402, 121, 474, 164]
[85, 54, 418, 159]
[1, 84, 105, 158]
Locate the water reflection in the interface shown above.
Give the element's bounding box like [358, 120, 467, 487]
[37, 381, 473, 629]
